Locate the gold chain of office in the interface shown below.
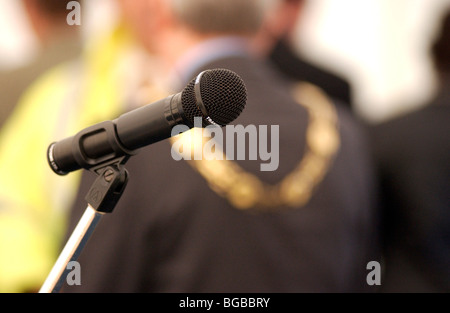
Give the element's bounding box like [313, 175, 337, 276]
[170, 82, 341, 212]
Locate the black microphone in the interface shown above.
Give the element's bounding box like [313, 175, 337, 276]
[48, 68, 247, 175]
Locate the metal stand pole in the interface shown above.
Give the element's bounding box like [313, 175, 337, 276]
[39, 205, 103, 293]
[39, 165, 128, 293]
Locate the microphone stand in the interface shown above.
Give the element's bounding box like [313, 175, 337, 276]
[39, 165, 128, 293]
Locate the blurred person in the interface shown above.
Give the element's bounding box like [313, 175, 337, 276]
[252, 0, 353, 108]
[0, 0, 160, 293]
[0, 0, 81, 128]
[0, 0, 82, 293]
[371, 10, 450, 292]
[62, 0, 378, 293]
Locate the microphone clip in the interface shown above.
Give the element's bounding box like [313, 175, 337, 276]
[85, 164, 129, 214]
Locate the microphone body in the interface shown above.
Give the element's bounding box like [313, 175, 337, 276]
[48, 69, 247, 175]
[48, 93, 184, 175]
[115, 93, 184, 150]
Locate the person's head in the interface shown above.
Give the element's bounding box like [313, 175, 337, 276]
[118, 0, 275, 60]
[169, 0, 271, 35]
[22, 0, 79, 44]
[252, 0, 306, 55]
[26, 0, 70, 16]
[432, 10, 450, 76]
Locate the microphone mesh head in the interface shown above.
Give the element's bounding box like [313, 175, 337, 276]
[181, 69, 247, 127]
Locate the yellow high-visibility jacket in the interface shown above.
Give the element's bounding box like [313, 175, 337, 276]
[0, 25, 137, 293]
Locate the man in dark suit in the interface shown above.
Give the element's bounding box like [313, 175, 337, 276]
[62, 0, 378, 293]
[252, 0, 352, 107]
[371, 11, 450, 292]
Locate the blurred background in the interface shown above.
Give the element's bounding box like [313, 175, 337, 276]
[1, 0, 449, 123]
[0, 0, 449, 294]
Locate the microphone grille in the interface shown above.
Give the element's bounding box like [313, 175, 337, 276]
[181, 68, 247, 127]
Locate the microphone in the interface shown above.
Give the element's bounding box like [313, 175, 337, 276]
[48, 68, 247, 175]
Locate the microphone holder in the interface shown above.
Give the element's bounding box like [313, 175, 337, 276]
[39, 164, 129, 293]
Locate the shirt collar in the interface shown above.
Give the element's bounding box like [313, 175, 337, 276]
[168, 36, 250, 91]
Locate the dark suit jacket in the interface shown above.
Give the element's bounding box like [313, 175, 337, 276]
[371, 79, 450, 292]
[62, 55, 378, 293]
[269, 39, 352, 107]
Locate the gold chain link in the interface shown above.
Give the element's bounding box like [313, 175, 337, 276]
[170, 82, 340, 212]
